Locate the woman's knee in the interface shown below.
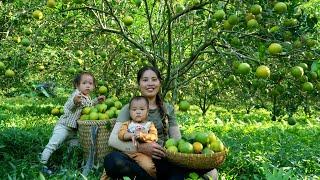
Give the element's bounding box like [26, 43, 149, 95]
[104, 151, 128, 170]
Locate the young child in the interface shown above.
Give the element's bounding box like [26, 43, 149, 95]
[118, 96, 158, 178]
[40, 72, 105, 175]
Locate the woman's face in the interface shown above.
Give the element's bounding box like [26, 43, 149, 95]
[139, 70, 161, 98]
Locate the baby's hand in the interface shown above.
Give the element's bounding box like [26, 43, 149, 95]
[134, 131, 141, 139]
[74, 94, 83, 106]
[131, 136, 138, 147]
[97, 95, 106, 103]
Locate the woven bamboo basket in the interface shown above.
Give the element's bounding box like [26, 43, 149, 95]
[78, 119, 116, 163]
[165, 149, 227, 169]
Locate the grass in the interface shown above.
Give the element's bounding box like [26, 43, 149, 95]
[0, 96, 320, 179]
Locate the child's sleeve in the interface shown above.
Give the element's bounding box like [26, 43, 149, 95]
[139, 122, 158, 142]
[64, 91, 80, 112]
[118, 122, 130, 141]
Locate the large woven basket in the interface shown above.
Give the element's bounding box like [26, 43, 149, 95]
[78, 119, 116, 163]
[165, 149, 227, 170]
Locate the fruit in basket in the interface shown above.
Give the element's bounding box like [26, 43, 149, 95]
[99, 113, 109, 120]
[97, 104, 107, 113]
[114, 101, 123, 109]
[178, 141, 193, 154]
[80, 114, 89, 120]
[167, 146, 178, 153]
[165, 138, 177, 148]
[209, 138, 225, 152]
[195, 132, 210, 146]
[192, 142, 203, 154]
[177, 139, 186, 146]
[105, 98, 115, 107]
[208, 132, 217, 143]
[89, 112, 99, 120]
[202, 147, 214, 154]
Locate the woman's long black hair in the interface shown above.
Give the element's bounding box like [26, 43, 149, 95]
[137, 66, 169, 139]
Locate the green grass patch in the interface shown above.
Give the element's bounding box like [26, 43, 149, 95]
[0, 97, 319, 179]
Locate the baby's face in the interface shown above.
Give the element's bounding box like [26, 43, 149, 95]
[77, 74, 94, 96]
[129, 99, 148, 122]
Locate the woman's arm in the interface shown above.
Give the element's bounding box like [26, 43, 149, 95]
[169, 125, 181, 140]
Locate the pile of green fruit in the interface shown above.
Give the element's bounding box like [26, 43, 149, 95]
[51, 106, 63, 116]
[165, 131, 225, 154]
[80, 96, 122, 120]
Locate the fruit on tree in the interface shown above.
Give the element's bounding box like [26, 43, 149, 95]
[100, 51, 107, 58]
[237, 63, 251, 75]
[256, 65, 270, 78]
[13, 36, 21, 43]
[26, 46, 32, 53]
[47, 0, 56, 8]
[287, 116, 296, 125]
[274, 2, 287, 14]
[284, 18, 298, 27]
[299, 75, 308, 83]
[5, 69, 15, 77]
[75, 50, 83, 57]
[227, 14, 238, 25]
[213, 9, 225, 21]
[268, 43, 282, 55]
[245, 13, 255, 22]
[306, 39, 317, 47]
[134, 0, 142, 7]
[179, 100, 190, 111]
[223, 20, 232, 30]
[32, 10, 44, 20]
[302, 82, 314, 92]
[309, 71, 318, 80]
[175, 3, 184, 13]
[73, 0, 84, 4]
[98, 85, 108, 94]
[122, 16, 134, 26]
[0, 61, 5, 70]
[38, 65, 45, 71]
[250, 4, 262, 15]
[291, 66, 304, 79]
[247, 19, 259, 29]
[21, 38, 30, 47]
[269, 25, 280, 33]
[293, 39, 302, 48]
[298, 63, 308, 70]
[24, 27, 32, 35]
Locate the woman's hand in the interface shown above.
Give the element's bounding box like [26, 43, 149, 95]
[137, 142, 165, 159]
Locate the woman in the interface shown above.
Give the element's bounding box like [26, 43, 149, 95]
[103, 66, 218, 180]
